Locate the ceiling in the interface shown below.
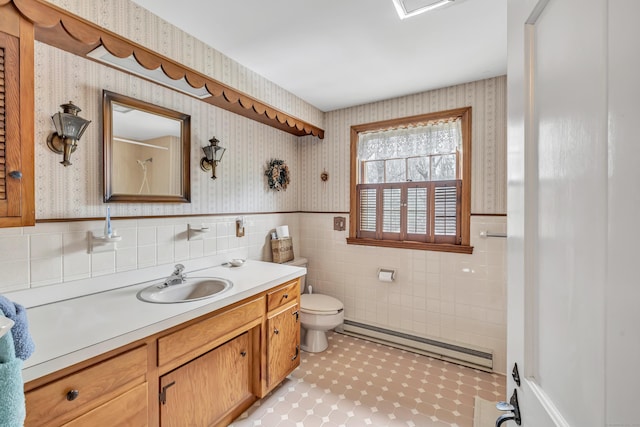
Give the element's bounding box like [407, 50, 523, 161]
[130, 0, 506, 112]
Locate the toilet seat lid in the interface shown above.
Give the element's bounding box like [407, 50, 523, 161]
[301, 294, 343, 314]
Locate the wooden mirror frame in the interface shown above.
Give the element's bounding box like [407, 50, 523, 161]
[103, 90, 191, 203]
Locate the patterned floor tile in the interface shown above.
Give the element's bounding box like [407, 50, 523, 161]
[231, 332, 506, 427]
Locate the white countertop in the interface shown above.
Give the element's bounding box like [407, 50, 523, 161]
[20, 260, 305, 382]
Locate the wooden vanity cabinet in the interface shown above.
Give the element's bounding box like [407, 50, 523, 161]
[24, 345, 148, 426]
[155, 297, 265, 427]
[263, 279, 301, 395]
[266, 303, 300, 390]
[0, 4, 35, 227]
[159, 332, 252, 427]
[24, 278, 303, 426]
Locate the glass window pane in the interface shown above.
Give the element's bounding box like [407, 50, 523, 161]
[431, 154, 456, 181]
[382, 188, 401, 233]
[363, 161, 385, 184]
[407, 187, 428, 234]
[385, 159, 406, 183]
[407, 157, 430, 182]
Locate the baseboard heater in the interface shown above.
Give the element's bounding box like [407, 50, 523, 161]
[336, 319, 493, 372]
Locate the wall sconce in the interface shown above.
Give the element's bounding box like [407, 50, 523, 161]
[200, 136, 226, 179]
[47, 101, 91, 167]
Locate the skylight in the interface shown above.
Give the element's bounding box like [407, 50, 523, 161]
[391, 0, 454, 19]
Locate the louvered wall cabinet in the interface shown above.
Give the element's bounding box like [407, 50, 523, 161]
[0, 4, 35, 227]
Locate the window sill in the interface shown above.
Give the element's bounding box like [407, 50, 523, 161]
[346, 237, 474, 254]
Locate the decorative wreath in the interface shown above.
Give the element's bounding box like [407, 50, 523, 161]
[265, 159, 290, 191]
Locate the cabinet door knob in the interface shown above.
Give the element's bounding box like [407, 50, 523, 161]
[66, 389, 80, 401]
[240, 350, 247, 357]
[283, 293, 289, 299]
[8, 171, 22, 180]
[274, 328, 279, 335]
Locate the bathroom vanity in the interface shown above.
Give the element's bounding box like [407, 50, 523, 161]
[18, 261, 303, 426]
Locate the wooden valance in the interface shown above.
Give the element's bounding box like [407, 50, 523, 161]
[4, 0, 324, 139]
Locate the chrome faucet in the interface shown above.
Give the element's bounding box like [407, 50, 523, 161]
[161, 264, 187, 287]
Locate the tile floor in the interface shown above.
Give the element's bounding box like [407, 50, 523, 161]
[231, 332, 506, 427]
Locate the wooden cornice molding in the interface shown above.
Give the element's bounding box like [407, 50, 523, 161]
[8, 0, 325, 139]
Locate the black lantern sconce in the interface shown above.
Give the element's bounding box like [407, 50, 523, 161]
[47, 101, 91, 167]
[200, 136, 226, 179]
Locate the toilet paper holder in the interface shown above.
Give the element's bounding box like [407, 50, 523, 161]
[377, 268, 396, 282]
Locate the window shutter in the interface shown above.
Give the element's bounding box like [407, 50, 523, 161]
[433, 180, 461, 243]
[406, 187, 428, 235]
[357, 186, 377, 238]
[382, 187, 401, 233]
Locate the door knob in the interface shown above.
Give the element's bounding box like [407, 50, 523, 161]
[496, 389, 521, 426]
[496, 413, 515, 427]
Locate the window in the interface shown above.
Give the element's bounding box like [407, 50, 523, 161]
[347, 107, 472, 254]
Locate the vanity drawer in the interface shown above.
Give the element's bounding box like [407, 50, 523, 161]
[158, 296, 265, 368]
[25, 345, 147, 426]
[267, 279, 300, 312]
[61, 382, 148, 427]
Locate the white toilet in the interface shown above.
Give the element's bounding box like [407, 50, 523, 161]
[285, 257, 344, 353]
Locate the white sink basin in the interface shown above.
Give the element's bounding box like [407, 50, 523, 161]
[137, 277, 233, 303]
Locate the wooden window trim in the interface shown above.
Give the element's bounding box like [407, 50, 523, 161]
[348, 107, 473, 254]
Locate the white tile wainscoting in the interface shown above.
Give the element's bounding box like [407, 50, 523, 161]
[0, 213, 506, 373]
[0, 213, 300, 293]
[298, 214, 507, 374]
[0, 213, 506, 374]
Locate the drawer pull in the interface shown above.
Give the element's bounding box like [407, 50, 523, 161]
[274, 328, 279, 335]
[240, 350, 247, 357]
[283, 293, 289, 299]
[66, 389, 80, 401]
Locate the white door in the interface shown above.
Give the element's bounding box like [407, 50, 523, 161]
[507, 0, 640, 426]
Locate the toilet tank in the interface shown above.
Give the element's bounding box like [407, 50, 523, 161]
[284, 257, 308, 293]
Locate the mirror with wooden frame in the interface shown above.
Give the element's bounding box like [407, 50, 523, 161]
[103, 90, 190, 203]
